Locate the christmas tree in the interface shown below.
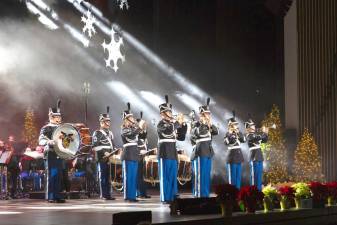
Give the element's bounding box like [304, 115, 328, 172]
[262, 104, 289, 184]
[292, 128, 324, 182]
[23, 108, 38, 148]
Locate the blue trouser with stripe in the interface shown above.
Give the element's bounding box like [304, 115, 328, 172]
[227, 163, 242, 189]
[250, 161, 263, 191]
[159, 158, 178, 202]
[97, 162, 111, 199]
[192, 157, 212, 197]
[123, 160, 138, 200]
[137, 159, 148, 197]
[45, 159, 63, 200]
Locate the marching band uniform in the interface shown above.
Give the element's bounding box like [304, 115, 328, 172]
[38, 100, 65, 203]
[190, 98, 218, 197]
[92, 107, 115, 200]
[245, 118, 268, 191]
[136, 112, 150, 198]
[224, 115, 246, 189]
[121, 103, 141, 202]
[157, 96, 187, 203]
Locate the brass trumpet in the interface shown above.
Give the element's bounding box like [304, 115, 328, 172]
[255, 124, 277, 133]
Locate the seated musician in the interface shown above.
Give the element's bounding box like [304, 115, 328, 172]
[6, 136, 20, 199]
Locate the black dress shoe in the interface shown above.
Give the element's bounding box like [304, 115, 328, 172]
[56, 199, 66, 203]
[48, 200, 56, 203]
[137, 195, 151, 199]
[103, 197, 116, 200]
[128, 199, 139, 202]
[162, 201, 172, 204]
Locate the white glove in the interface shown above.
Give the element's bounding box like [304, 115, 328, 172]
[47, 140, 55, 146]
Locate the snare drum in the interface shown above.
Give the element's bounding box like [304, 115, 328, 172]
[143, 155, 159, 185]
[71, 123, 92, 153]
[177, 153, 192, 185]
[109, 154, 123, 191]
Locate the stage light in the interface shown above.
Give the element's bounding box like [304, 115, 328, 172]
[175, 92, 203, 111]
[0, 211, 23, 215]
[107, 81, 158, 119]
[26, 1, 58, 30]
[63, 24, 90, 47]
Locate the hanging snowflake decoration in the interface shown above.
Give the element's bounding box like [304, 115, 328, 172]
[117, 0, 129, 10]
[81, 10, 96, 38]
[102, 29, 125, 72]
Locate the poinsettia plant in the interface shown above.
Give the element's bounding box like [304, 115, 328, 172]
[238, 186, 264, 212]
[309, 182, 328, 202]
[214, 183, 239, 205]
[292, 183, 311, 199]
[278, 185, 295, 200]
[326, 182, 337, 199]
[262, 185, 279, 199]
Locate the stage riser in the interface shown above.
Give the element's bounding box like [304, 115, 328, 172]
[153, 206, 337, 225]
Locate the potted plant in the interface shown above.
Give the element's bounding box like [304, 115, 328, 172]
[214, 184, 238, 216]
[278, 185, 295, 210]
[309, 182, 328, 208]
[262, 185, 278, 212]
[326, 182, 337, 206]
[292, 183, 312, 209]
[238, 185, 264, 213]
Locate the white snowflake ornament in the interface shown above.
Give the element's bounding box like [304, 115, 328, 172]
[81, 10, 96, 38]
[102, 29, 125, 72]
[118, 0, 129, 10]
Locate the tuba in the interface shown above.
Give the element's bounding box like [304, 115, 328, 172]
[52, 123, 81, 160]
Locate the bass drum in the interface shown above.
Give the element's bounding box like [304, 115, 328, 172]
[177, 153, 192, 185]
[143, 155, 159, 185]
[109, 149, 123, 192]
[52, 124, 80, 160]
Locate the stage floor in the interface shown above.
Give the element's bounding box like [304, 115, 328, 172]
[0, 193, 221, 225]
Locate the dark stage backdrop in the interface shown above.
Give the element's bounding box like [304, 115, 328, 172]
[0, 0, 284, 143]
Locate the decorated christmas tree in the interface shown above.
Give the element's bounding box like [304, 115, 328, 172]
[292, 128, 324, 182]
[262, 104, 289, 184]
[23, 108, 38, 148]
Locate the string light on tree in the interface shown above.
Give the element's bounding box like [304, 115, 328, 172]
[23, 108, 38, 148]
[292, 128, 325, 182]
[261, 104, 289, 184]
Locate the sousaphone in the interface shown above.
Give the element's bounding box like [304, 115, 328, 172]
[52, 123, 81, 160]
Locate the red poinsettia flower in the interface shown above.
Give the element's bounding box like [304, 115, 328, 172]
[214, 183, 239, 204]
[238, 185, 264, 209]
[309, 182, 328, 202]
[278, 186, 295, 199]
[326, 182, 337, 199]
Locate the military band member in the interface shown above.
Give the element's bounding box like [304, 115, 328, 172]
[38, 100, 66, 203]
[157, 95, 187, 203]
[190, 98, 218, 197]
[136, 111, 151, 199]
[224, 111, 246, 189]
[121, 103, 142, 202]
[92, 106, 115, 200]
[245, 117, 268, 191]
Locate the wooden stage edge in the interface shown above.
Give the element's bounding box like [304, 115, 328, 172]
[154, 206, 337, 225]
